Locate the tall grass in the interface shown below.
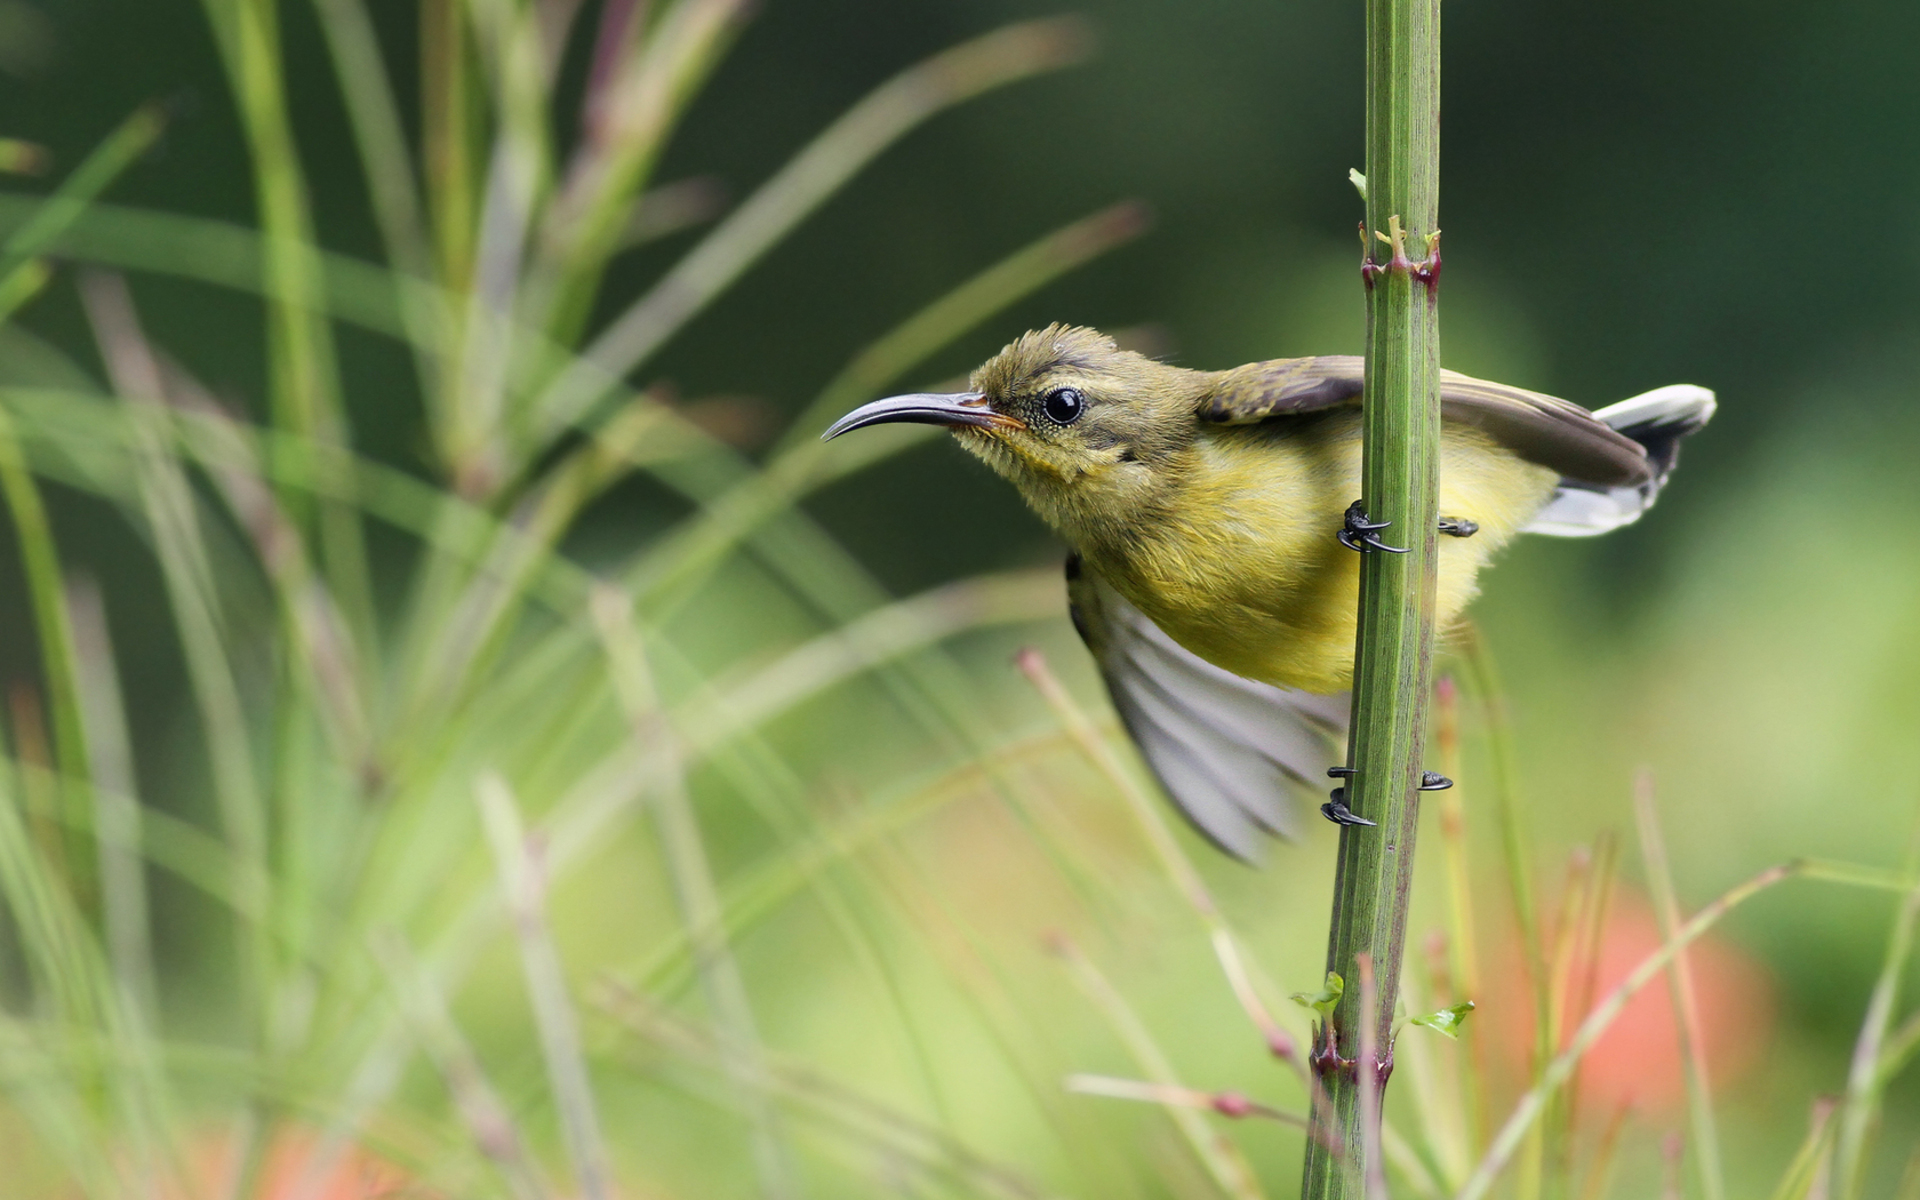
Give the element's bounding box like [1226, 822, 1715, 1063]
[3, 5, 1920, 1199]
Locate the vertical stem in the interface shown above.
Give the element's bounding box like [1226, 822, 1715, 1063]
[1300, 0, 1441, 1192]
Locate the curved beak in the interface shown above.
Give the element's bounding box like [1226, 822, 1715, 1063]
[820, 391, 1026, 441]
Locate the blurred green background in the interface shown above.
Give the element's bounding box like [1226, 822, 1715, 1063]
[4, 0, 1920, 1197]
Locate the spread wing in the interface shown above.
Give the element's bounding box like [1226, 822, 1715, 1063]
[1200, 355, 1654, 489]
[1066, 557, 1346, 862]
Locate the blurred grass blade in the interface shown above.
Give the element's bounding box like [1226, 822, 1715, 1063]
[477, 772, 613, 1200]
[307, 0, 430, 280]
[1633, 772, 1724, 1200]
[156, 362, 375, 778]
[589, 584, 801, 1200]
[532, 16, 1094, 440]
[421, 0, 477, 286]
[373, 932, 553, 1200]
[532, 0, 750, 344]
[1766, 1098, 1838, 1200]
[307, 0, 441, 405]
[1458, 860, 1810, 1200]
[600, 985, 1060, 1200]
[1051, 935, 1269, 1200]
[198, 0, 378, 661]
[0, 400, 91, 794]
[0, 103, 164, 285]
[1430, 675, 1487, 1151]
[683, 570, 1059, 751]
[1832, 826, 1920, 1200]
[66, 574, 157, 1019]
[1066, 1075, 1307, 1129]
[0, 256, 52, 323]
[77, 271, 272, 1040]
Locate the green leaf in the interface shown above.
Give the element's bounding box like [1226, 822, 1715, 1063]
[1290, 972, 1345, 1017]
[1409, 1000, 1476, 1039]
[1348, 168, 1368, 202]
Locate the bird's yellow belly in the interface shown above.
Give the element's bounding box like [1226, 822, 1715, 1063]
[1091, 414, 1560, 694]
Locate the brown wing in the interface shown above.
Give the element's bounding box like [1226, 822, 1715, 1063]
[1199, 355, 1653, 488]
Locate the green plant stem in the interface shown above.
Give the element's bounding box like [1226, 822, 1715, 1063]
[1634, 773, 1725, 1200]
[1300, 0, 1441, 1193]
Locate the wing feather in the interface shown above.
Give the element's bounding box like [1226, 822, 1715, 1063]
[1066, 559, 1345, 861]
[1201, 355, 1653, 488]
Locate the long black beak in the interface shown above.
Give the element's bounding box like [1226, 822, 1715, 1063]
[820, 392, 1026, 441]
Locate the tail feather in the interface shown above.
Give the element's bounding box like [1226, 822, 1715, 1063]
[1525, 383, 1715, 538]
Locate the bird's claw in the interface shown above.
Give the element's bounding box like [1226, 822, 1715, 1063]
[1438, 517, 1479, 538]
[1419, 772, 1453, 791]
[1321, 786, 1377, 827]
[1339, 500, 1408, 554]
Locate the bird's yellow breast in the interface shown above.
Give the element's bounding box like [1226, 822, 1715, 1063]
[1085, 409, 1560, 693]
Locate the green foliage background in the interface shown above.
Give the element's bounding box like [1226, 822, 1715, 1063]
[2, 1, 1919, 1197]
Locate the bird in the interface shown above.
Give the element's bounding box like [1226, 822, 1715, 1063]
[823, 324, 1715, 860]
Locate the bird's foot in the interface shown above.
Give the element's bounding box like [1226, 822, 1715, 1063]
[1418, 772, 1453, 791]
[1338, 500, 1408, 554]
[1438, 517, 1479, 538]
[1321, 786, 1377, 827]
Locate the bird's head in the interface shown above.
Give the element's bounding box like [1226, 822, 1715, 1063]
[823, 324, 1212, 542]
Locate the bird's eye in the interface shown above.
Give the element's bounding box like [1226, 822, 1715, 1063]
[1043, 387, 1085, 424]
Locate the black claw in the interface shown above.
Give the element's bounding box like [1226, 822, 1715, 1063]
[1327, 766, 1357, 778]
[1321, 786, 1377, 827]
[1418, 772, 1453, 791]
[1339, 500, 1408, 554]
[1438, 517, 1479, 538]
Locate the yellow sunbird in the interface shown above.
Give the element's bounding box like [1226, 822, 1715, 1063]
[824, 325, 1714, 858]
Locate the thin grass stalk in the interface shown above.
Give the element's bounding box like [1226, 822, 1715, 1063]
[421, 0, 477, 288]
[306, 0, 441, 405]
[77, 277, 269, 895]
[1564, 831, 1619, 1139]
[198, 0, 378, 656]
[372, 934, 552, 1200]
[1301, 0, 1442, 1191]
[833, 817, 1151, 1197]
[588, 584, 801, 1200]
[1896, 1144, 1920, 1200]
[530, 16, 1093, 442]
[1832, 829, 1920, 1200]
[599, 987, 1061, 1200]
[1540, 845, 1594, 1187]
[0, 258, 51, 323]
[1768, 1099, 1840, 1200]
[1633, 772, 1726, 1200]
[0, 757, 185, 1198]
[0, 104, 164, 288]
[475, 773, 612, 1200]
[1051, 935, 1268, 1200]
[446, 0, 554, 493]
[529, 0, 749, 348]
[1575, 1101, 1632, 1200]
[1459, 631, 1550, 1198]
[1396, 939, 1467, 1191]
[0, 402, 92, 820]
[66, 576, 157, 1020]
[1457, 860, 1819, 1200]
[1430, 675, 1486, 1150]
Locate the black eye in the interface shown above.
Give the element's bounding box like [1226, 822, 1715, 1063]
[1043, 387, 1085, 424]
